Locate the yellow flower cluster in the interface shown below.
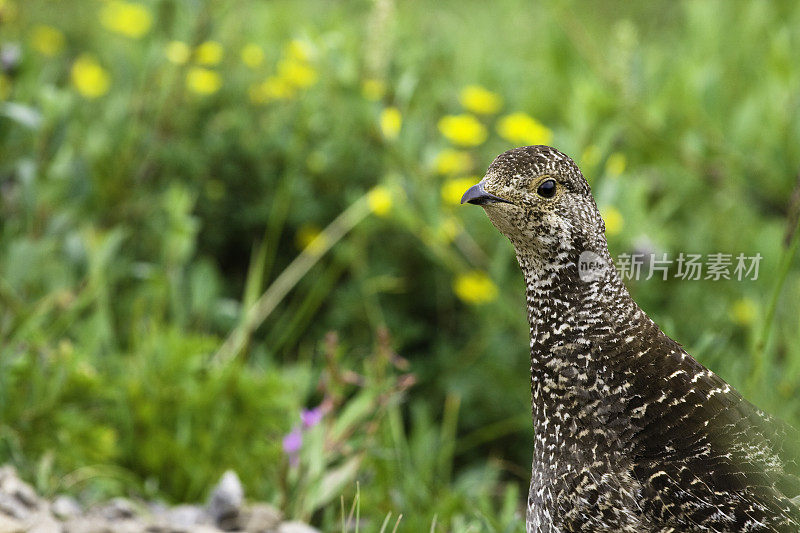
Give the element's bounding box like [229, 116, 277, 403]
[100, 1, 152, 39]
[438, 114, 488, 147]
[453, 271, 498, 305]
[433, 85, 554, 187]
[163, 40, 225, 95]
[459, 85, 502, 115]
[162, 40, 224, 95]
[441, 177, 478, 206]
[496, 112, 553, 146]
[71, 55, 111, 99]
[31, 25, 65, 56]
[249, 39, 318, 105]
[380, 107, 402, 140]
[432, 85, 502, 150]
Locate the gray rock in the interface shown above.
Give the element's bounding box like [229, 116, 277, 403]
[52, 495, 82, 520]
[24, 510, 61, 533]
[161, 504, 209, 529]
[241, 503, 281, 532]
[207, 471, 243, 530]
[170, 526, 219, 533]
[146, 500, 169, 516]
[0, 494, 30, 521]
[277, 521, 320, 533]
[62, 516, 114, 533]
[0, 513, 24, 533]
[64, 516, 143, 533]
[0, 466, 40, 519]
[145, 522, 219, 533]
[108, 519, 146, 533]
[0, 465, 315, 533]
[98, 497, 137, 520]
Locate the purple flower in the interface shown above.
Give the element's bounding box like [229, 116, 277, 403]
[282, 426, 302, 466]
[301, 406, 324, 428]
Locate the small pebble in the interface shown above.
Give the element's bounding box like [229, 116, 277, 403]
[52, 495, 82, 520]
[207, 470, 243, 530]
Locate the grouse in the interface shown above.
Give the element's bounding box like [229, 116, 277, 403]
[461, 146, 800, 532]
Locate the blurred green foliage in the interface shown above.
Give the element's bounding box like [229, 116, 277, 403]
[2, 0, 800, 530]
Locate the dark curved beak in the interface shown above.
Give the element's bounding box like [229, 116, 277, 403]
[460, 182, 511, 206]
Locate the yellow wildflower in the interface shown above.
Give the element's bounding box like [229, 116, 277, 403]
[434, 149, 473, 175]
[730, 298, 757, 327]
[31, 25, 65, 56]
[497, 112, 553, 146]
[453, 271, 498, 305]
[248, 76, 295, 104]
[196, 41, 224, 65]
[367, 186, 392, 217]
[286, 39, 314, 62]
[441, 177, 478, 206]
[581, 145, 601, 168]
[186, 67, 221, 95]
[240, 44, 264, 68]
[438, 114, 487, 147]
[605, 152, 626, 177]
[361, 78, 386, 101]
[380, 107, 402, 140]
[165, 41, 190, 64]
[71, 55, 110, 99]
[459, 85, 502, 115]
[278, 58, 317, 88]
[100, 1, 152, 39]
[600, 206, 624, 236]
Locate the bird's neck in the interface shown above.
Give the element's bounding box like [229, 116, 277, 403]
[516, 246, 648, 410]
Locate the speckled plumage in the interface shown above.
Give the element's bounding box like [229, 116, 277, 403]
[464, 146, 800, 532]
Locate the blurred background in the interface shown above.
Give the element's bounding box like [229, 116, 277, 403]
[2, 0, 800, 530]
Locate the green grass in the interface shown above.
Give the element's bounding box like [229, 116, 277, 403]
[2, 0, 800, 530]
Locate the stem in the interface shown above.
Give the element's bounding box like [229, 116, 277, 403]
[211, 194, 371, 366]
[750, 210, 800, 390]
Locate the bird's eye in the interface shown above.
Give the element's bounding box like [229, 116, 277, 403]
[536, 179, 557, 198]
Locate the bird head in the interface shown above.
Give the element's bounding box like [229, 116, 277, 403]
[462, 145, 607, 266]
